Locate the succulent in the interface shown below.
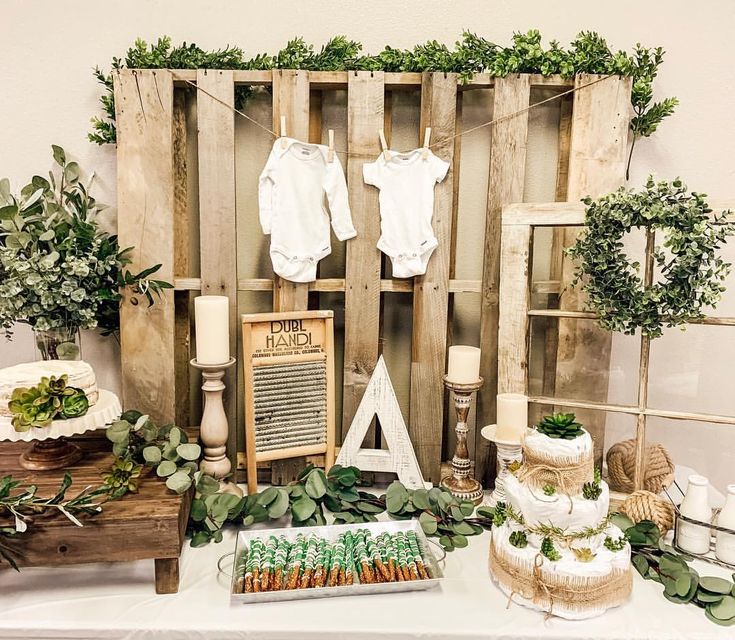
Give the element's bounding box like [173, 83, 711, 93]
[604, 536, 627, 552]
[7, 375, 89, 432]
[542, 484, 556, 496]
[61, 388, 90, 418]
[572, 547, 597, 563]
[8, 385, 60, 432]
[101, 457, 142, 499]
[536, 412, 584, 439]
[492, 502, 508, 527]
[541, 537, 561, 561]
[509, 530, 528, 548]
[583, 478, 603, 501]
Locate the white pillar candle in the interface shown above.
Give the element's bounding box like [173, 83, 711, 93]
[446, 346, 481, 384]
[495, 393, 528, 443]
[194, 296, 230, 365]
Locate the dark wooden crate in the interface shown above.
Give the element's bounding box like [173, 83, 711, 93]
[0, 432, 191, 593]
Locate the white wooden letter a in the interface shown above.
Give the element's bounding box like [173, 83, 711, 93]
[336, 356, 430, 489]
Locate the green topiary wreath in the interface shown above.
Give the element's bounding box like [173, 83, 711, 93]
[567, 178, 735, 339]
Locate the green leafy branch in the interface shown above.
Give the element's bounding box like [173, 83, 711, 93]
[0, 474, 109, 570]
[188, 465, 494, 551]
[612, 513, 735, 626]
[90, 30, 676, 167]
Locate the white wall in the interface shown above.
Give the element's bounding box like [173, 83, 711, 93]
[2, 0, 734, 489]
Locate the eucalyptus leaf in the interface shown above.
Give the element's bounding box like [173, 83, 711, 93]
[166, 470, 193, 494]
[267, 489, 290, 518]
[156, 460, 177, 477]
[419, 511, 438, 535]
[257, 487, 279, 506]
[304, 469, 328, 499]
[176, 443, 201, 461]
[291, 496, 317, 521]
[142, 446, 162, 464]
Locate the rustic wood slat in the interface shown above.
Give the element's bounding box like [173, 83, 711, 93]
[196, 70, 239, 467]
[476, 75, 531, 484]
[269, 70, 313, 484]
[170, 69, 574, 90]
[173, 89, 192, 430]
[497, 223, 533, 394]
[341, 71, 385, 445]
[409, 72, 458, 483]
[540, 93, 574, 411]
[114, 69, 176, 424]
[555, 74, 632, 463]
[271, 69, 311, 314]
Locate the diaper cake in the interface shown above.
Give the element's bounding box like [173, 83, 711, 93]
[489, 413, 632, 619]
[0, 360, 120, 470]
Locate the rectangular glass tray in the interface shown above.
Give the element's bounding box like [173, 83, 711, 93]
[230, 519, 444, 603]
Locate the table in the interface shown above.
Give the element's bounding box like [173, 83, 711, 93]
[1, 499, 733, 640]
[0, 435, 191, 594]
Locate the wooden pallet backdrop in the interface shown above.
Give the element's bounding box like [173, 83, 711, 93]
[113, 68, 631, 485]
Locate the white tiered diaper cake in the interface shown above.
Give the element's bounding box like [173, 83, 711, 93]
[489, 414, 632, 619]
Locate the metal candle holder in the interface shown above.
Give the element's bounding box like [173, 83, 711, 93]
[440, 376, 484, 505]
[190, 357, 242, 497]
[480, 424, 523, 507]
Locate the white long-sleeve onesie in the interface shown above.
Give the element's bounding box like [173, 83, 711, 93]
[363, 149, 449, 278]
[258, 138, 357, 283]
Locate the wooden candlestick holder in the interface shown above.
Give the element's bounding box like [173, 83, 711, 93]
[440, 376, 484, 505]
[480, 424, 523, 507]
[190, 357, 242, 497]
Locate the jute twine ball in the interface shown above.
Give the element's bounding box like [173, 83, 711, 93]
[606, 439, 675, 494]
[620, 490, 675, 534]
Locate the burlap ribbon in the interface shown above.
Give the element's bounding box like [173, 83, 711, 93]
[515, 445, 594, 512]
[489, 540, 632, 617]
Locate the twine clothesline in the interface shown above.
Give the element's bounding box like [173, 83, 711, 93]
[169, 70, 616, 156]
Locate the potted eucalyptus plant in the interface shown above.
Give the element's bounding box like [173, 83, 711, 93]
[0, 145, 170, 359]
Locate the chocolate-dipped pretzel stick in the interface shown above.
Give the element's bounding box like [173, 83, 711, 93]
[369, 532, 390, 582]
[328, 535, 346, 587]
[273, 535, 290, 591]
[286, 533, 307, 590]
[406, 530, 431, 579]
[354, 529, 375, 584]
[300, 534, 319, 589]
[261, 535, 278, 591]
[344, 530, 356, 586]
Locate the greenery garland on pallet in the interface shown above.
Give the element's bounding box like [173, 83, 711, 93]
[89, 30, 677, 175]
[567, 178, 735, 339]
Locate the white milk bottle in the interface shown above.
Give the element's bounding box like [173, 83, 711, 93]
[715, 484, 735, 564]
[676, 475, 712, 555]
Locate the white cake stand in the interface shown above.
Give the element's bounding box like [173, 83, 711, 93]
[0, 389, 121, 470]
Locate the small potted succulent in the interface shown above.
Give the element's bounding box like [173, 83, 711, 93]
[0, 145, 171, 359]
[536, 413, 585, 440]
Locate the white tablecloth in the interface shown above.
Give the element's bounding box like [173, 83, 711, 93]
[1, 489, 733, 640]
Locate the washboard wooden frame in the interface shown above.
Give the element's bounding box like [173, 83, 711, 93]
[113, 68, 632, 485]
[241, 310, 336, 493]
[498, 201, 735, 502]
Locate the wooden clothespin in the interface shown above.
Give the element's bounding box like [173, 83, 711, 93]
[379, 129, 391, 161]
[327, 129, 335, 163]
[280, 116, 288, 149]
[422, 127, 432, 160]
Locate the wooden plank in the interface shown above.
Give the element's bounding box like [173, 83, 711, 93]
[114, 69, 176, 424]
[196, 70, 238, 469]
[556, 74, 632, 463]
[497, 224, 533, 394]
[173, 89, 191, 430]
[176, 277, 486, 294]
[269, 70, 312, 484]
[476, 75, 531, 484]
[541, 93, 573, 406]
[271, 69, 311, 313]
[409, 72, 458, 483]
[342, 71, 385, 445]
[171, 69, 574, 90]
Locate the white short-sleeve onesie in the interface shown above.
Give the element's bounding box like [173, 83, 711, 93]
[259, 138, 357, 283]
[363, 149, 450, 278]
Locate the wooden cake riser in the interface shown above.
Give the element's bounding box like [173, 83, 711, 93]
[0, 432, 193, 594]
[17, 437, 84, 471]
